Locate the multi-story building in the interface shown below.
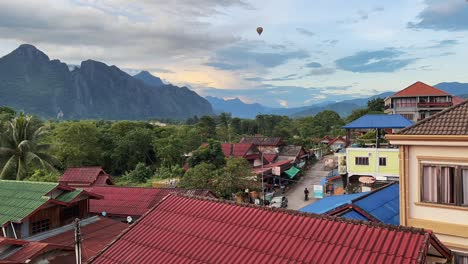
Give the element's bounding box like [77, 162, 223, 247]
[388, 99, 468, 263]
[384, 81, 460, 123]
[346, 147, 400, 181]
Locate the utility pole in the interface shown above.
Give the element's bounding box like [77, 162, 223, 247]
[261, 151, 266, 204]
[74, 218, 82, 264]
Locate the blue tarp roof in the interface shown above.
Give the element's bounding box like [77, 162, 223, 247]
[299, 192, 368, 214]
[299, 183, 400, 225]
[341, 210, 369, 221]
[343, 114, 413, 129]
[354, 183, 400, 225]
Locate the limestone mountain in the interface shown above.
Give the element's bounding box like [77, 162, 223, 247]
[0, 44, 213, 120]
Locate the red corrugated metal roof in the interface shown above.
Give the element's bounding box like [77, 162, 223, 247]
[59, 167, 112, 186]
[391, 81, 449, 97]
[453, 96, 465, 106]
[328, 136, 346, 145]
[262, 153, 277, 163]
[0, 237, 73, 263]
[41, 217, 127, 262]
[89, 195, 451, 264]
[264, 160, 292, 168]
[221, 143, 256, 158]
[84, 186, 217, 217]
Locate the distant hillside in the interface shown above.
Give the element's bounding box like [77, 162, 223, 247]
[0, 44, 213, 119]
[435, 82, 468, 96]
[207, 91, 392, 118]
[292, 102, 360, 117]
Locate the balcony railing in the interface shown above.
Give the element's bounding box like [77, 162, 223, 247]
[417, 102, 452, 108]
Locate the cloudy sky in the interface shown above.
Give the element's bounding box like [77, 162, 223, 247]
[1, 0, 468, 108]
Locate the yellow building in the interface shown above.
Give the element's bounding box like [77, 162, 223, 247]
[346, 147, 400, 181]
[388, 100, 468, 263]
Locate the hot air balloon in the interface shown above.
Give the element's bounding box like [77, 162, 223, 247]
[256, 27, 263, 35]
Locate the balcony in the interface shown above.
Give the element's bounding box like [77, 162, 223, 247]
[417, 102, 452, 108]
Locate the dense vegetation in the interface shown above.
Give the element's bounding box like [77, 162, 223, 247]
[0, 98, 384, 196]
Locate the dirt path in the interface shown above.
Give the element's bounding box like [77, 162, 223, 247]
[285, 156, 332, 210]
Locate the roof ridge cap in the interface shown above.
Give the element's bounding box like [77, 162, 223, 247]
[398, 99, 468, 134]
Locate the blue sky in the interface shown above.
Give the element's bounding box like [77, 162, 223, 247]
[0, 0, 467, 107]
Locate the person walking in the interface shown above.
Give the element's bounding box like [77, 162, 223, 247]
[304, 187, 310, 201]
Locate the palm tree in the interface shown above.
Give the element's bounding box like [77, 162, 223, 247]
[0, 113, 60, 180]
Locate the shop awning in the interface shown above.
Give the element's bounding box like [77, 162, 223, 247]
[285, 166, 300, 179]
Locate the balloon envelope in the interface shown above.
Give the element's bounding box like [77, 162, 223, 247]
[256, 27, 263, 35]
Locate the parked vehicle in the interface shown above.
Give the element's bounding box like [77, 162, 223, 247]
[270, 196, 288, 208]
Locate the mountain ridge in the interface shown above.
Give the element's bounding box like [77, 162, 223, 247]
[0, 44, 213, 120]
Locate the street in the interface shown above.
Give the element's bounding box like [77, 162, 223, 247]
[285, 156, 331, 210]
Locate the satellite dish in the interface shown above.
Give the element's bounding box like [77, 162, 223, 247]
[126, 216, 133, 224]
[101, 211, 107, 217]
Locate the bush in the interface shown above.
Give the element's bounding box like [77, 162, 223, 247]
[123, 162, 153, 183]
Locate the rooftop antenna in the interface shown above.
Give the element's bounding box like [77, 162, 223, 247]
[127, 216, 133, 224]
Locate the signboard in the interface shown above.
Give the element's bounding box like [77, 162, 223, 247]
[313, 185, 324, 199]
[272, 166, 281, 176]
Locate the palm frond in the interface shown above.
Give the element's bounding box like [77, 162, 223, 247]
[0, 155, 17, 180]
[25, 152, 57, 173]
[0, 147, 14, 158]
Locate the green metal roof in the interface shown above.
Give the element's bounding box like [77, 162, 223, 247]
[55, 189, 82, 203]
[285, 166, 300, 179]
[0, 180, 85, 226]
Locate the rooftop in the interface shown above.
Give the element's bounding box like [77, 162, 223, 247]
[89, 194, 451, 264]
[299, 192, 369, 214]
[59, 167, 113, 186]
[390, 81, 450, 98]
[396, 99, 468, 135]
[40, 217, 128, 262]
[0, 237, 72, 264]
[0, 180, 98, 227]
[84, 186, 217, 217]
[343, 114, 413, 129]
[221, 143, 257, 158]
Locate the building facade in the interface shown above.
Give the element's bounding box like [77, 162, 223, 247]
[384, 81, 456, 123]
[346, 147, 400, 181]
[388, 100, 468, 262]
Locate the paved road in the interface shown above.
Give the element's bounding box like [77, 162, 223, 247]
[286, 156, 332, 210]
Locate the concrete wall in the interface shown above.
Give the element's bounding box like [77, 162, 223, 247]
[346, 148, 399, 180]
[407, 145, 468, 250]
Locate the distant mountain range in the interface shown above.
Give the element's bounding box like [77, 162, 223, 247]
[0, 44, 213, 120]
[207, 84, 468, 118]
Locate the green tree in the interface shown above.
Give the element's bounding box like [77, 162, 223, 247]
[214, 158, 256, 198]
[27, 169, 60, 182]
[111, 127, 156, 174]
[367, 98, 385, 112]
[154, 164, 184, 179]
[180, 162, 219, 190]
[188, 140, 225, 168]
[346, 108, 369, 123]
[314, 110, 344, 134]
[0, 106, 16, 121]
[54, 121, 102, 168]
[154, 135, 183, 166]
[197, 116, 217, 139]
[123, 162, 153, 183]
[0, 113, 60, 180]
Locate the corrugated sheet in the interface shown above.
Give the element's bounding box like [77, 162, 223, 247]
[354, 184, 400, 225]
[299, 192, 368, 214]
[239, 136, 283, 146]
[343, 114, 413, 129]
[85, 186, 216, 217]
[42, 217, 127, 262]
[59, 167, 105, 184]
[0, 237, 72, 263]
[221, 143, 256, 158]
[340, 210, 369, 221]
[0, 181, 57, 225]
[89, 195, 450, 264]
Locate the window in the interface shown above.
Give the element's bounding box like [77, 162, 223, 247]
[379, 157, 387, 166]
[31, 219, 50, 234]
[421, 165, 468, 206]
[355, 157, 369, 166]
[454, 252, 468, 264]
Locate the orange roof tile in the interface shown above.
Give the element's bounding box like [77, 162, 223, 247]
[391, 81, 449, 97]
